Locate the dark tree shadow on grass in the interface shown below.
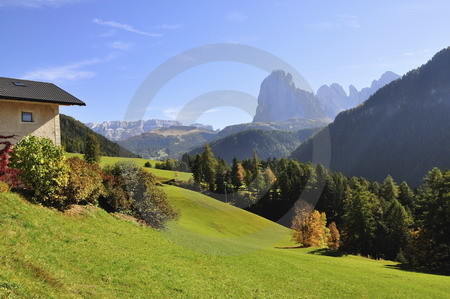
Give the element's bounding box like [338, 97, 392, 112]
[307, 248, 347, 257]
[384, 264, 450, 276]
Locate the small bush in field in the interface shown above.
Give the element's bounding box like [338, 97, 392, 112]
[144, 161, 152, 168]
[9, 135, 68, 208]
[0, 181, 10, 193]
[100, 161, 179, 228]
[63, 157, 104, 205]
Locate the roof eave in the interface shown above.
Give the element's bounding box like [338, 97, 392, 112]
[0, 96, 86, 106]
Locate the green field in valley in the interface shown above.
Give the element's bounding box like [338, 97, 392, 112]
[64, 153, 193, 182]
[1, 183, 449, 298]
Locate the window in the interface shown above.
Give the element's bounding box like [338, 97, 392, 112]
[22, 112, 33, 123]
[13, 82, 26, 87]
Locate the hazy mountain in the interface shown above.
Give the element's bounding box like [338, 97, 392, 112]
[86, 119, 183, 141]
[253, 70, 328, 123]
[316, 71, 400, 119]
[292, 47, 450, 186]
[190, 128, 320, 163]
[60, 114, 139, 158]
[218, 118, 327, 139]
[118, 126, 217, 159]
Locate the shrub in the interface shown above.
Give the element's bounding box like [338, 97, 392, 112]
[135, 172, 179, 229]
[0, 181, 10, 193]
[144, 161, 152, 168]
[9, 135, 69, 208]
[0, 135, 19, 187]
[100, 162, 144, 213]
[100, 161, 179, 228]
[62, 157, 104, 205]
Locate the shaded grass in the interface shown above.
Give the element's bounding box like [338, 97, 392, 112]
[1, 188, 450, 298]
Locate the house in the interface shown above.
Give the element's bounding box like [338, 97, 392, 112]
[0, 77, 85, 145]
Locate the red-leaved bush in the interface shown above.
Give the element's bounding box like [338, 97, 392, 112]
[0, 135, 19, 188]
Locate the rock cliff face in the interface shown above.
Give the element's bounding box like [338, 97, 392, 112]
[85, 119, 182, 141]
[317, 71, 400, 119]
[253, 70, 327, 123]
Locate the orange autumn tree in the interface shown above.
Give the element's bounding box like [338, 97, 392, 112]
[291, 202, 330, 247]
[291, 202, 340, 249]
[327, 222, 341, 250]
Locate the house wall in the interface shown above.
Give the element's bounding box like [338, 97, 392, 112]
[0, 99, 61, 145]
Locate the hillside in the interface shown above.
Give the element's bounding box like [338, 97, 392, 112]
[65, 153, 193, 183]
[119, 126, 217, 159]
[60, 114, 139, 158]
[2, 189, 450, 297]
[190, 128, 320, 163]
[292, 47, 450, 186]
[217, 118, 327, 139]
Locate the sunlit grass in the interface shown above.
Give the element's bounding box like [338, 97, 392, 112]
[65, 153, 193, 182]
[1, 188, 449, 297]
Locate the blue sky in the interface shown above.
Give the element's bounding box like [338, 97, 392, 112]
[1, 0, 450, 129]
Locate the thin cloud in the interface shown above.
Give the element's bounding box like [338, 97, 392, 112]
[162, 107, 181, 120]
[0, 0, 86, 8]
[156, 24, 183, 30]
[404, 48, 432, 57]
[93, 18, 162, 37]
[99, 29, 116, 38]
[205, 108, 221, 114]
[22, 54, 115, 82]
[224, 34, 260, 44]
[108, 40, 133, 50]
[308, 15, 360, 30]
[395, 4, 436, 12]
[225, 11, 248, 22]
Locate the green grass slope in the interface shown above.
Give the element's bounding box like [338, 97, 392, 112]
[65, 153, 193, 182]
[1, 188, 449, 298]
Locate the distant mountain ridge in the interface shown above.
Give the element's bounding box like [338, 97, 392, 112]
[253, 69, 400, 123]
[316, 71, 400, 119]
[86, 119, 183, 141]
[292, 47, 450, 186]
[118, 126, 217, 159]
[190, 128, 320, 163]
[218, 118, 327, 139]
[60, 114, 139, 158]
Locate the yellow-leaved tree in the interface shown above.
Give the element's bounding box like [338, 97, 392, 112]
[291, 202, 335, 248]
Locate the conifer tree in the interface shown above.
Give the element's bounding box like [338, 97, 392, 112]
[398, 181, 415, 212]
[341, 182, 379, 257]
[201, 144, 218, 191]
[384, 199, 412, 261]
[380, 175, 399, 202]
[84, 133, 101, 164]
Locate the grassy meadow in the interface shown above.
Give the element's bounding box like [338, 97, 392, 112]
[1, 183, 449, 298]
[64, 153, 193, 182]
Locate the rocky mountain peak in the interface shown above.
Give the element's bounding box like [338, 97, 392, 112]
[253, 70, 327, 123]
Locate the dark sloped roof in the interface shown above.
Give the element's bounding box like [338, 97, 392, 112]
[0, 77, 86, 106]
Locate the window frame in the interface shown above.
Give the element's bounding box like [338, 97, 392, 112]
[21, 111, 34, 123]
